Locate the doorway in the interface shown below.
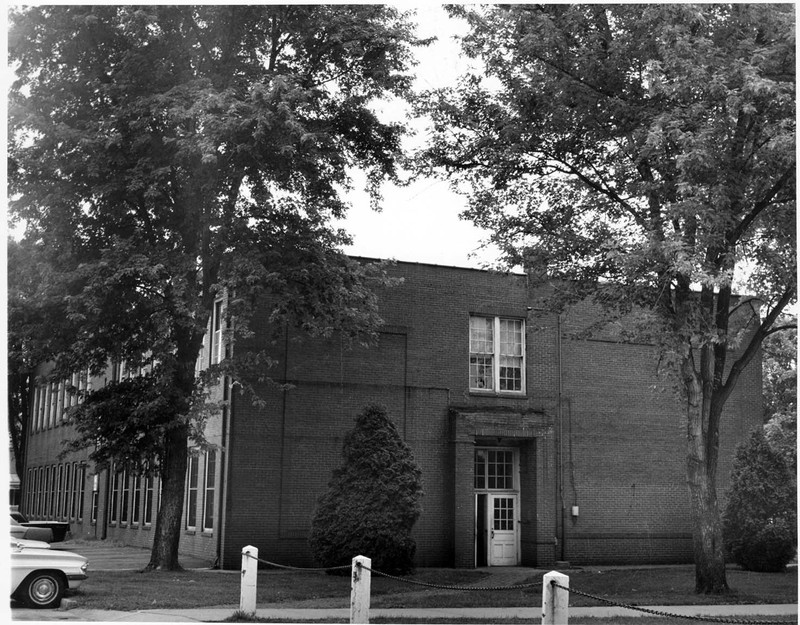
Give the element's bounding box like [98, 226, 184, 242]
[474, 447, 520, 566]
[476, 493, 519, 566]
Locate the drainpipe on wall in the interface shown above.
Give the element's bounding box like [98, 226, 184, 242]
[557, 313, 566, 563]
[216, 376, 231, 569]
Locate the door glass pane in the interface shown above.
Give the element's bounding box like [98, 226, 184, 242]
[493, 497, 514, 531]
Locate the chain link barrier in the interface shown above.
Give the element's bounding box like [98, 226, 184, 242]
[552, 581, 793, 625]
[358, 562, 544, 592]
[240, 554, 792, 624]
[242, 551, 350, 572]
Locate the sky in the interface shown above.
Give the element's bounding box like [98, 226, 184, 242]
[333, 5, 502, 270]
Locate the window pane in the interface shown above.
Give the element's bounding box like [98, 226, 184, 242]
[469, 317, 494, 354]
[499, 355, 523, 391]
[470, 356, 494, 390]
[487, 451, 514, 490]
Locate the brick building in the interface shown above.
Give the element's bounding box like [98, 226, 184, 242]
[18, 261, 762, 569]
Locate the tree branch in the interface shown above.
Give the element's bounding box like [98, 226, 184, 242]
[544, 152, 648, 229]
[728, 165, 794, 245]
[717, 284, 796, 408]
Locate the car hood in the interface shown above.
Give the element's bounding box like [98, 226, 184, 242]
[11, 545, 87, 565]
[10, 537, 51, 549]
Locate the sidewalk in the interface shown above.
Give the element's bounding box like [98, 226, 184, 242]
[11, 603, 799, 622]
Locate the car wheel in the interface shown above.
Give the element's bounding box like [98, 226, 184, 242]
[18, 571, 65, 609]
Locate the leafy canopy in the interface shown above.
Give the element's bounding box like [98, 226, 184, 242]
[419, 3, 795, 349]
[8, 5, 423, 470]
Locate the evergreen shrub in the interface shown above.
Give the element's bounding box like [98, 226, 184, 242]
[309, 403, 423, 575]
[723, 427, 797, 572]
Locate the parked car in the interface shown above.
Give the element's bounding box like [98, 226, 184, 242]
[10, 539, 88, 608]
[10, 511, 69, 542]
[11, 536, 51, 549]
[10, 516, 53, 543]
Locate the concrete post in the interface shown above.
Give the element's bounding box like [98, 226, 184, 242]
[542, 570, 569, 625]
[350, 555, 371, 624]
[240, 545, 258, 615]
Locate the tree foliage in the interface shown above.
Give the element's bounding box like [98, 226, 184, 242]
[7, 238, 57, 482]
[309, 404, 423, 575]
[419, 4, 795, 593]
[762, 314, 797, 421]
[8, 5, 422, 569]
[723, 427, 797, 572]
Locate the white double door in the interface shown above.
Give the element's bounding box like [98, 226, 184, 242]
[477, 493, 519, 566]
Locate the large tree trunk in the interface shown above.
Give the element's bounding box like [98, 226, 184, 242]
[146, 324, 203, 571]
[8, 370, 31, 488]
[684, 365, 730, 594]
[146, 422, 189, 571]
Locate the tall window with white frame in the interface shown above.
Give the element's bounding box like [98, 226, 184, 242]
[469, 316, 525, 393]
[144, 475, 154, 527]
[91, 474, 99, 525]
[211, 300, 223, 365]
[185, 455, 199, 531]
[109, 467, 119, 525]
[62, 463, 72, 519]
[202, 450, 216, 533]
[120, 470, 129, 524]
[77, 464, 85, 522]
[131, 475, 141, 526]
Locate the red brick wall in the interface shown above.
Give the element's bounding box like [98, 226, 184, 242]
[223, 262, 761, 569]
[21, 261, 762, 571]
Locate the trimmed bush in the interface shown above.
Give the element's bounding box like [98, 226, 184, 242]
[309, 404, 423, 575]
[723, 427, 797, 572]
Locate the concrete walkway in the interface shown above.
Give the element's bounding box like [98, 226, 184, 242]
[11, 603, 799, 622]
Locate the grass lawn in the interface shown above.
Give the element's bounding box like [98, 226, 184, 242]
[370, 567, 798, 609]
[62, 565, 797, 614]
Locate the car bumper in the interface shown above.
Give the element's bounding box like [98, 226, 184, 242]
[67, 574, 87, 589]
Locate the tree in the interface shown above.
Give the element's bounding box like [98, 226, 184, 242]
[418, 4, 795, 592]
[723, 428, 796, 572]
[7, 238, 50, 486]
[309, 404, 423, 574]
[8, 5, 422, 571]
[762, 314, 797, 421]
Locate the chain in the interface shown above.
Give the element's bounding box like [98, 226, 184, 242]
[360, 563, 543, 592]
[242, 551, 350, 572]
[553, 582, 792, 625]
[238, 554, 790, 624]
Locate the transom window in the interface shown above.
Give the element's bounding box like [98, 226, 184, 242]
[469, 316, 525, 393]
[474, 449, 515, 490]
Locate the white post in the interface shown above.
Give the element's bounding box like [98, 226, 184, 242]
[542, 570, 569, 625]
[350, 555, 371, 624]
[240, 545, 258, 615]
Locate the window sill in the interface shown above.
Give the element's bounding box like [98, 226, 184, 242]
[469, 390, 527, 397]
